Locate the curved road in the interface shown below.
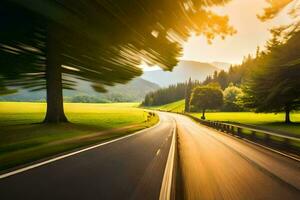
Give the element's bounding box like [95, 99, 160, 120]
[0, 113, 175, 200]
[0, 112, 300, 200]
[167, 112, 300, 200]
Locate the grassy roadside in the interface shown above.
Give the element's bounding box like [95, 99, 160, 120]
[147, 100, 185, 113]
[0, 102, 159, 171]
[145, 99, 300, 136]
[190, 112, 300, 136]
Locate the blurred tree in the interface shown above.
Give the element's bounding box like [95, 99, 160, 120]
[222, 83, 243, 111]
[0, 0, 234, 123]
[190, 85, 223, 119]
[258, 0, 295, 21]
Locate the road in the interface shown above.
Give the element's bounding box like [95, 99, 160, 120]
[0, 113, 175, 200]
[167, 113, 300, 200]
[1, 112, 300, 200]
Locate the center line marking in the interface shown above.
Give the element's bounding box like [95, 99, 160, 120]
[156, 149, 161, 156]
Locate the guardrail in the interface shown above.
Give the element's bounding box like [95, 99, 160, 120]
[184, 113, 300, 153]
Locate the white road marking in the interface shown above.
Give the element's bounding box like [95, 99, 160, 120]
[159, 125, 176, 200]
[0, 119, 162, 180]
[156, 149, 161, 156]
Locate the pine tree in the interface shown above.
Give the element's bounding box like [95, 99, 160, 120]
[185, 78, 192, 112]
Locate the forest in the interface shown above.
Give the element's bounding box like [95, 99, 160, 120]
[142, 23, 300, 123]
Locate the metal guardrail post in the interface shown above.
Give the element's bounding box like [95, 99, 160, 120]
[237, 127, 242, 137]
[251, 130, 256, 139]
[283, 138, 290, 149]
[265, 134, 270, 143]
[224, 125, 228, 133]
[182, 113, 299, 153]
[231, 126, 235, 135]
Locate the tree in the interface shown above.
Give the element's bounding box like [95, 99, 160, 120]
[0, 0, 235, 123]
[258, 0, 294, 21]
[222, 84, 243, 111]
[185, 78, 192, 112]
[190, 85, 223, 119]
[216, 70, 228, 89]
[242, 26, 300, 123]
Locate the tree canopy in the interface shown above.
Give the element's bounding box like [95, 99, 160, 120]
[0, 0, 234, 122]
[242, 24, 300, 123]
[190, 85, 223, 119]
[222, 84, 243, 111]
[0, 0, 235, 93]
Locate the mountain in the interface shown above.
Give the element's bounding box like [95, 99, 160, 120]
[104, 78, 160, 101]
[211, 61, 231, 71]
[142, 60, 219, 87]
[0, 78, 159, 102]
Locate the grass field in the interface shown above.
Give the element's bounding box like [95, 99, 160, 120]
[147, 99, 300, 135]
[191, 112, 300, 135]
[0, 102, 158, 171]
[149, 99, 185, 113]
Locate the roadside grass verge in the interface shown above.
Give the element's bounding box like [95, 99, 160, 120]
[144, 99, 300, 135]
[145, 99, 185, 113]
[0, 102, 158, 171]
[190, 112, 300, 136]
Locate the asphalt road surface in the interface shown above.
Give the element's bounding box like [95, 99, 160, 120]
[0, 113, 175, 200]
[167, 113, 300, 200]
[1, 112, 300, 200]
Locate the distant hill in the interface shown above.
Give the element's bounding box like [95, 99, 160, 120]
[142, 60, 219, 87]
[211, 61, 231, 71]
[0, 78, 159, 102]
[104, 78, 160, 101]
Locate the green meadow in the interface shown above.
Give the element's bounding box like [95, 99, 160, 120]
[149, 100, 300, 135]
[0, 102, 158, 171]
[149, 99, 185, 113]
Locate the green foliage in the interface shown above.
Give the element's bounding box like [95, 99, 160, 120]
[69, 95, 109, 103]
[222, 84, 244, 111]
[142, 83, 187, 106]
[145, 99, 185, 113]
[142, 80, 201, 106]
[242, 26, 300, 123]
[0, 0, 235, 94]
[189, 85, 223, 114]
[185, 78, 192, 112]
[202, 55, 255, 89]
[0, 0, 235, 122]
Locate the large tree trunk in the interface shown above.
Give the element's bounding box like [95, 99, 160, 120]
[43, 26, 68, 123]
[285, 106, 291, 124]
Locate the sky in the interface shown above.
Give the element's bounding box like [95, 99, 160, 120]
[141, 0, 294, 71]
[181, 0, 293, 64]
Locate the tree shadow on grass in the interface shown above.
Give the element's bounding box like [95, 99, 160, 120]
[0, 122, 107, 145]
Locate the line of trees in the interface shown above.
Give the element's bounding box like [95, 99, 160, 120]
[142, 0, 300, 123]
[141, 79, 202, 107]
[142, 83, 188, 106]
[0, 0, 234, 123]
[189, 26, 300, 123]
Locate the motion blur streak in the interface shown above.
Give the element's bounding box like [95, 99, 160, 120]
[168, 113, 300, 200]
